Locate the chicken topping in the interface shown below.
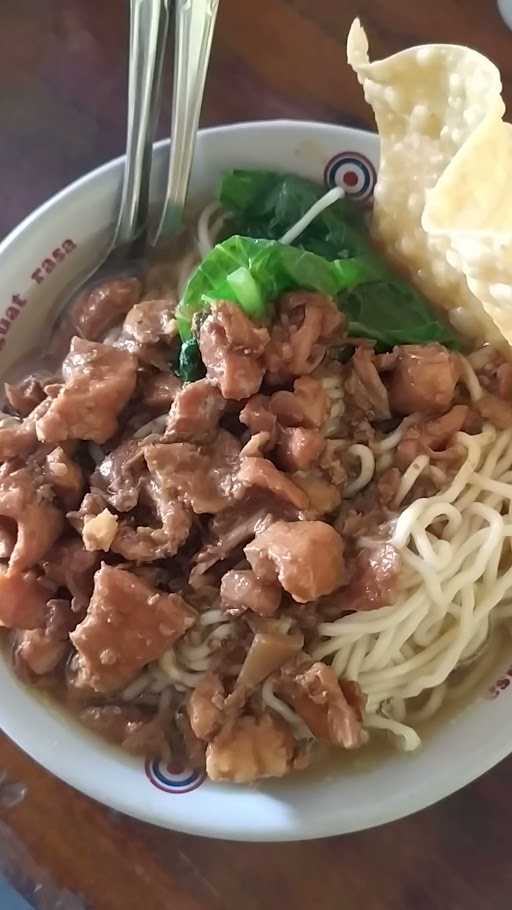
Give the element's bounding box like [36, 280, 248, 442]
[276, 661, 367, 748]
[396, 405, 468, 470]
[331, 543, 401, 614]
[245, 520, 345, 603]
[276, 427, 325, 472]
[123, 298, 176, 346]
[187, 672, 225, 741]
[79, 705, 167, 759]
[0, 569, 48, 629]
[345, 346, 390, 420]
[145, 431, 240, 515]
[199, 301, 270, 399]
[0, 400, 50, 460]
[265, 292, 343, 383]
[388, 344, 460, 415]
[71, 565, 196, 693]
[0, 467, 63, 572]
[45, 446, 84, 509]
[71, 277, 142, 341]
[14, 598, 75, 675]
[42, 537, 99, 613]
[237, 457, 308, 510]
[36, 338, 137, 444]
[220, 569, 282, 617]
[141, 371, 181, 413]
[166, 379, 225, 440]
[205, 712, 296, 782]
[92, 439, 147, 512]
[5, 376, 45, 417]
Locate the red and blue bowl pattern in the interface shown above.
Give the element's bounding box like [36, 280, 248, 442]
[145, 758, 206, 794]
[324, 150, 376, 203]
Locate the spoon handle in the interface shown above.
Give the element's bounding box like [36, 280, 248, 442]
[154, 0, 219, 244]
[114, 0, 169, 250]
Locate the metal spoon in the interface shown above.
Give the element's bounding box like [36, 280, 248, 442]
[153, 0, 220, 244]
[53, 0, 169, 326]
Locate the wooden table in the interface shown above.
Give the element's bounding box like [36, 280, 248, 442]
[1, 2, 512, 907]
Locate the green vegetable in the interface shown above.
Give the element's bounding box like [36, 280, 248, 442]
[219, 169, 370, 260]
[177, 234, 459, 349]
[177, 338, 205, 382]
[226, 266, 265, 318]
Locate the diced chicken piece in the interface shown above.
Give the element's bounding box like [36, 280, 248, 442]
[45, 446, 84, 509]
[239, 395, 277, 436]
[166, 379, 225, 440]
[141, 371, 181, 413]
[82, 509, 118, 552]
[120, 715, 170, 758]
[71, 277, 142, 341]
[0, 569, 48, 629]
[187, 672, 225, 741]
[14, 598, 75, 674]
[469, 349, 512, 401]
[396, 406, 468, 470]
[237, 457, 308, 510]
[292, 376, 329, 428]
[0, 467, 63, 572]
[42, 537, 99, 612]
[376, 468, 401, 507]
[345, 347, 390, 420]
[339, 544, 401, 612]
[476, 393, 512, 429]
[276, 427, 324, 472]
[113, 335, 171, 371]
[421, 406, 469, 450]
[199, 301, 270, 400]
[240, 431, 272, 457]
[79, 705, 160, 758]
[145, 430, 240, 515]
[123, 298, 176, 345]
[92, 439, 147, 512]
[36, 338, 137, 444]
[269, 391, 305, 427]
[265, 292, 343, 383]
[291, 472, 341, 516]
[220, 569, 281, 617]
[0, 400, 50, 459]
[5, 376, 45, 416]
[245, 520, 345, 603]
[71, 564, 196, 693]
[276, 661, 366, 748]
[388, 344, 460, 415]
[191, 502, 276, 581]
[205, 712, 296, 783]
[112, 501, 192, 562]
[0, 417, 36, 459]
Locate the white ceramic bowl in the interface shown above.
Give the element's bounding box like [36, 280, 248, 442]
[1, 121, 512, 841]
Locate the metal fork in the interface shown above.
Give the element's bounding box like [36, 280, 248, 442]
[154, 0, 220, 244]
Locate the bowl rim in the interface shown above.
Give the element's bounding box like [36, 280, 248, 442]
[1, 118, 511, 842]
[0, 118, 374, 252]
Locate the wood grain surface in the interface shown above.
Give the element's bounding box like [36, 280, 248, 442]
[1, 1, 512, 908]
